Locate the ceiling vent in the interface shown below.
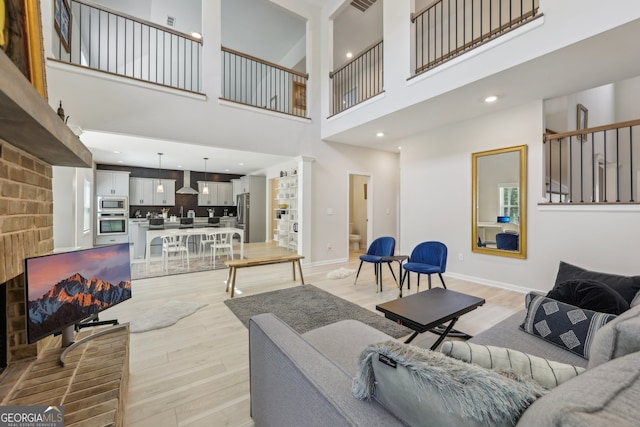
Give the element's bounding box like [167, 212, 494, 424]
[166, 16, 176, 27]
[176, 170, 199, 195]
[351, 0, 377, 12]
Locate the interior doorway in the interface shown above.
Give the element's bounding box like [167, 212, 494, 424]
[348, 173, 371, 259]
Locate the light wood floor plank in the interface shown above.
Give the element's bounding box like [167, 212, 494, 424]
[101, 242, 524, 426]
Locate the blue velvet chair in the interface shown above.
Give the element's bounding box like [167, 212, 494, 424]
[402, 241, 448, 291]
[496, 233, 519, 250]
[353, 237, 397, 291]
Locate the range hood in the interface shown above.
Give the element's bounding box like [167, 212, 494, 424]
[176, 170, 199, 195]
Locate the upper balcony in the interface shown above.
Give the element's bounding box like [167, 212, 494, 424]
[44, 0, 640, 157]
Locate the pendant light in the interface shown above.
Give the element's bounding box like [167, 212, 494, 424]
[157, 153, 164, 193]
[202, 157, 209, 194]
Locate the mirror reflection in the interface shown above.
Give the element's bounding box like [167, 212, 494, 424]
[472, 145, 527, 259]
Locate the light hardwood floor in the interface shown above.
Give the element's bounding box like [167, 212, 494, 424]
[104, 243, 526, 427]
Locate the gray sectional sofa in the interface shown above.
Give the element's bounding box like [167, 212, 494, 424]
[249, 300, 640, 426]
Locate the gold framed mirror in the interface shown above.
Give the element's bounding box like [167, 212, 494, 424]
[472, 145, 527, 259]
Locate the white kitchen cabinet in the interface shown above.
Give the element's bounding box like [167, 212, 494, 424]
[197, 181, 233, 206]
[197, 181, 219, 206]
[231, 179, 241, 203]
[217, 182, 234, 205]
[240, 175, 265, 194]
[154, 179, 175, 206]
[130, 177, 175, 206]
[130, 178, 155, 205]
[96, 171, 130, 196]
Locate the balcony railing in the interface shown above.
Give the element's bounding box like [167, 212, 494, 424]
[412, 0, 540, 75]
[220, 47, 308, 118]
[543, 119, 640, 204]
[329, 40, 383, 116]
[54, 0, 203, 93]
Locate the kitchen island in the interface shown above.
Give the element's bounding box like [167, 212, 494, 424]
[128, 217, 237, 260]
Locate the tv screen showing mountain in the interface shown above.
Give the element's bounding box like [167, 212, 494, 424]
[25, 243, 132, 344]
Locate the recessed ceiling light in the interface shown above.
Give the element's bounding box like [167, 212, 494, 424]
[113, 150, 120, 154]
[117, 160, 124, 163]
[376, 132, 384, 138]
[225, 169, 230, 172]
[485, 95, 498, 103]
[346, 52, 353, 59]
[177, 165, 183, 168]
[239, 162, 244, 166]
[398, 146, 402, 150]
[191, 32, 202, 39]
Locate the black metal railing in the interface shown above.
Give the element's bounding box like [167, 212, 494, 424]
[543, 119, 640, 204]
[329, 40, 383, 116]
[412, 0, 540, 75]
[55, 0, 203, 92]
[220, 47, 309, 118]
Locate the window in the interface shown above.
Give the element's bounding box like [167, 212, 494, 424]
[499, 184, 519, 223]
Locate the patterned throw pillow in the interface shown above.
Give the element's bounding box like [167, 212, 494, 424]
[520, 293, 617, 359]
[441, 341, 585, 389]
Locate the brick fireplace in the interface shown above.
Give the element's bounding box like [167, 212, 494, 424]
[1, 139, 54, 368]
[0, 48, 92, 370]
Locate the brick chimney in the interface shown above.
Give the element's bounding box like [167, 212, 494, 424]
[1, 140, 54, 364]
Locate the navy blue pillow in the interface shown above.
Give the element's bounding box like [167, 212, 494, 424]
[547, 279, 630, 315]
[555, 261, 640, 305]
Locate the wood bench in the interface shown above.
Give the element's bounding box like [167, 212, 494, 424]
[225, 254, 305, 297]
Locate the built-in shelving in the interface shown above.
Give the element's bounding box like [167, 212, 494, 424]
[274, 172, 298, 251]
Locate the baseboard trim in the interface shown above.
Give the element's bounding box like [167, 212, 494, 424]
[444, 272, 533, 295]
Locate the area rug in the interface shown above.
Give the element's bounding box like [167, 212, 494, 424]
[326, 267, 356, 279]
[224, 284, 412, 338]
[129, 301, 208, 333]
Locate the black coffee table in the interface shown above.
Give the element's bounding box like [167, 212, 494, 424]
[376, 288, 485, 349]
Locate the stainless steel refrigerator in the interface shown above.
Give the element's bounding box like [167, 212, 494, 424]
[237, 192, 266, 243]
[236, 193, 250, 243]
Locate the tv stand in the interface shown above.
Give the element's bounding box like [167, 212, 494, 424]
[76, 317, 119, 330]
[59, 323, 128, 367]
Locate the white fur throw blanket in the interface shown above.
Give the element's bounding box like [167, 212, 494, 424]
[353, 341, 546, 426]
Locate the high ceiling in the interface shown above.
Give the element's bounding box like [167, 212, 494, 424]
[69, 1, 640, 174]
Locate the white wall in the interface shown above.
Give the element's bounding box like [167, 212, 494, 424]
[92, 0, 202, 34]
[309, 142, 399, 264]
[52, 166, 94, 250]
[400, 100, 640, 293]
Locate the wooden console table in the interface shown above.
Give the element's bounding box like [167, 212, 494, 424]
[225, 254, 305, 297]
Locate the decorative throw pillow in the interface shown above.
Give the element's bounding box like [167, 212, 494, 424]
[547, 279, 629, 315]
[353, 340, 546, 427]
[631, 291, 640, 308]
[520, 293, 617, 359]
[441, 341, 585, 389]
[588, 303, 640, 369]
[554, 261, 640, 305]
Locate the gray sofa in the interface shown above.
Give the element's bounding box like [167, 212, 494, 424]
[249, 302, 640, 426]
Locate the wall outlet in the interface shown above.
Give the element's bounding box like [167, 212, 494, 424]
[327, 243, 332, 250]
[458, 252, 464, 261]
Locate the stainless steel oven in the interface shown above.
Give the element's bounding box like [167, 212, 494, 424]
[97, 196, 128, 212]
[97, 213, 128, 236]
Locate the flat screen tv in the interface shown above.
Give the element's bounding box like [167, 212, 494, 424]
[25, 243, 132, 344]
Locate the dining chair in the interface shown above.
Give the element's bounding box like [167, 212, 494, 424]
[162, 234, 190, 272]
[496, 233, 519, 250]
[402, 241, 448, 291]
[199, 232, 217, 258]
[353, 236, 397, 291]
[211, 231, 234, 266]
